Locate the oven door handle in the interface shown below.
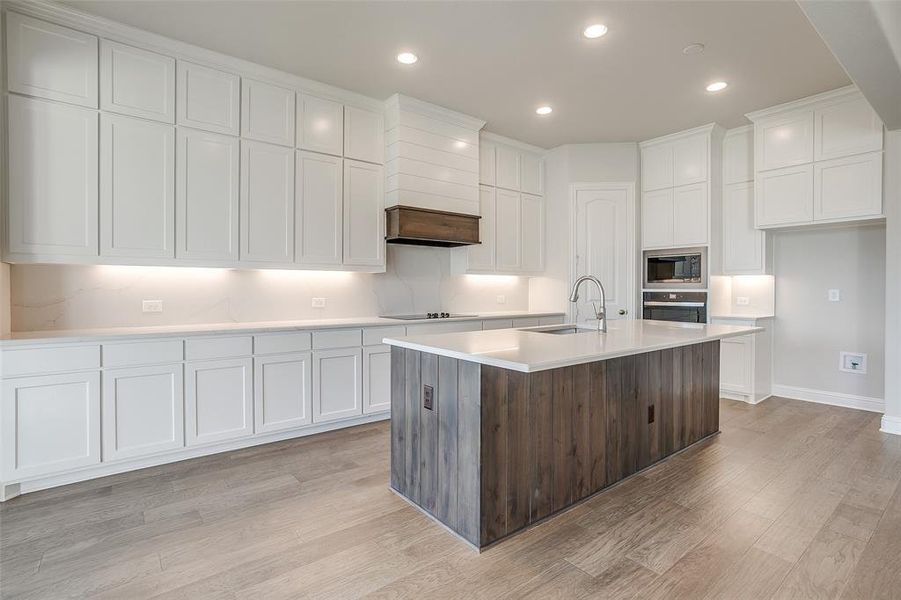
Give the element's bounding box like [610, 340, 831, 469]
[642, 301, 706, 307]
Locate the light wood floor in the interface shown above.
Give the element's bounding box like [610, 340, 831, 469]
[3, 397, 901, 599]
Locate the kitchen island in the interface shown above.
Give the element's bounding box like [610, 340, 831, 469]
[383, 319, 762, 549]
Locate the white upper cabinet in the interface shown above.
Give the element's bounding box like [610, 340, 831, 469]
[296, 151, 343, 266]
[479, 140, 497, 185]
[641, 144, 674, 191]
[7, 95, 99, 257]
[240, 78, 295, 146]
[176, 61, 240, 135]
[814, 96, 883, 161]
[495, 188, 522, 270]
[344, 106, 384, 164]
[100, 40, 175, 123]
[672, 183, 708, 246]
[673, 135, 708, 186]
[495, 145, 521, 191]
[755, 164, 813, 227]
[297, 93, 344, 156]
[814, 152, 883, 221]
[520, 193, 544, 272]
[723, 128, 754, 184]
[6, 12, 98, 108]
[755, 111, 814, 171]
[101, 114, 175, 259]
[520, 153, 543, 195]
[343, 159, 384, 267]
[641, 188, 674, 249]
[466, 186, 496, 271]
[723, 182, 764, 274]
[176, 128, 240, 261]
[240, 141, 295, 263]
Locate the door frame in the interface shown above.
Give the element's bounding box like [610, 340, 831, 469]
[569, 182, 638, 323]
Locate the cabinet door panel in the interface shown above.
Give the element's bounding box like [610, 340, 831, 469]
[343, 160, 384, 267]
[479, 141, 497, 185]
[363, 345, 391, 414]
[176, 61, 240, 135]
[313, 348, 362, 423]
[495, 188, 522, 271]
[254, 353, 312, 433]
[720, 337, 752, 393]
[495, 145, 521, 191]
[176, 128, 240, 261]
[814, 152, 883, 221]
[102, 364, 183, 461]
[723, 182, 764, 274]
[521, 193, 544, 272]
[814, 97, 883, 161]
[521, 153, 543, 195]
[186, 358, 253, 446]
[723, 128, 754, 184]
[673, 136, 708, 186]
[755, 164, 813, 227]
[298, 94, 344, 155]
[1, 372, 101, 479]
[240, 141, 295, 263]
[101, 40, 175, 123]
[241, 78, 295, 146]
[8, 96, 99, 256]
[7, 13, 98, 108]
[344, 106, 384, 164]
[467, 186, 496, 270]
[640, 188, 674, 248]
[101, 114, 175, 258]
[296, 151, 343, 265]
[755, 111, 814, 170]
[641, 144, 673, 191]
[673, 183, 708, 246]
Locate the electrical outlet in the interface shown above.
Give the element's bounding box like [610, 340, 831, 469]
[142, 300, 163, 313]
[311, 298, 326, 308]
[828, 289, 841, 302]
[496, 295, 506, 305]
[839, 352, 867, 374]
[423, 385, 434, 410]
[736, 296, 750, 306]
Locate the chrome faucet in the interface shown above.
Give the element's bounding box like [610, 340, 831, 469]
[569, 275, 608, 332]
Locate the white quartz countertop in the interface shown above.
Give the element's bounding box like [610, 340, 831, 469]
[0, 311, 564, 347]
[383, 319, 762, 373]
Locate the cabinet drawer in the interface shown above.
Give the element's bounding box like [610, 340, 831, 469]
[363, 326, 406, 346]
[512, 317, 541, 328]
[103, 339, 183, 368]
[185, 336, 252, 360]
[2, 345, 101, 377]
[312, 328, 363, 350]
[254, 332, 312, 355]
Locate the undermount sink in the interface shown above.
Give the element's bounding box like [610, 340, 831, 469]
[526, 325, 601, 335]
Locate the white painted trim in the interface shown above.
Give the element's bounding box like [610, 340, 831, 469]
[2, 0, 384, 111]
[639, 122, 720, 147]
[384, 94, 485, 131]
[569, 182, 638, 324]
[745, 85, 859, 121]
[479, 131, 546, 154]
[772, 384, 884, 413]
[7, 412, 389, 495]
[724, 124, 754, 138]
[880, 415, 901, 436]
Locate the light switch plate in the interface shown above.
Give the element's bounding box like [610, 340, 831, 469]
[142, 300, 163, 313]
[311, 298, 326, 308]
[496, 295, 506, 304]
[736, 296, 750, 306]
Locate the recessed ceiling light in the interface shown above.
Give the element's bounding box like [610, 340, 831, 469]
[706, 81, 728, 92]
[682, 43, 705, 55]
[396, 52, 418, 65]
[583, 24, 608, 39]
[536, 106, 553, 115]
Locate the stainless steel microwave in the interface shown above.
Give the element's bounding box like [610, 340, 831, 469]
[642, 247, 707, 289]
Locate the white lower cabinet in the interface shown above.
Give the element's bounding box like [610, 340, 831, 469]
[1, 372, 101, 479]
[712, 317, 772, 404]
[363, 345, 391, 414]
[185, 358, 253, 446]
[482, 319, 513, 330]
[312, 348, 363, 423]
[102, 364, 184, 461]
[254, 352, 312, 433]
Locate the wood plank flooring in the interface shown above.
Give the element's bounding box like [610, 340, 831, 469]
[3, 397, 901, 599]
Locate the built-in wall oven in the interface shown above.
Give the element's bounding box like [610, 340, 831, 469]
[643, 247, 707, 290]
[642, 291, 708, 323]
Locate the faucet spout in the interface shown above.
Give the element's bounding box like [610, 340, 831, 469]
[569, 275, 608, 333]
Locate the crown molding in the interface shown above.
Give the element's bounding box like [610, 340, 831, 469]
[479, 131, 546, 154]
[639, 122, 722, 147]
[385, 94, 486, 132]
[745, 85, 860, 122]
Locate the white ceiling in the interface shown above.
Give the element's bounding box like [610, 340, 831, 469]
[61, 0, 851, 147]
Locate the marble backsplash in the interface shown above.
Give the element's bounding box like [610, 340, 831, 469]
[9, 246, 530, 331]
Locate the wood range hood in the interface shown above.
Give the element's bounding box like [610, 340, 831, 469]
[385, 206, 481, 248]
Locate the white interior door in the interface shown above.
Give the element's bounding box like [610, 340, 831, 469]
[572, 183, 636, 325]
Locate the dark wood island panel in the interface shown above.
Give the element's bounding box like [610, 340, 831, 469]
[389, 341, 720, 549]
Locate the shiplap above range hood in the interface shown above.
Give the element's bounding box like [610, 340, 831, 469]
[384, 94, 486, 246]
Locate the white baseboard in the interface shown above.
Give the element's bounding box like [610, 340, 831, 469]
[880, 415, 901, 436]
[771, 384, 884, 413]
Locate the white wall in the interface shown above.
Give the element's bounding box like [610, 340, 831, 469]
[529, 143, 639, 314]
[882, 130, 901, 430]
[8, 245, 529, 331]
[772, 225, 886, 400]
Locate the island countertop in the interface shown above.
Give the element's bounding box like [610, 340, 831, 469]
[383, 318, 762, 372]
